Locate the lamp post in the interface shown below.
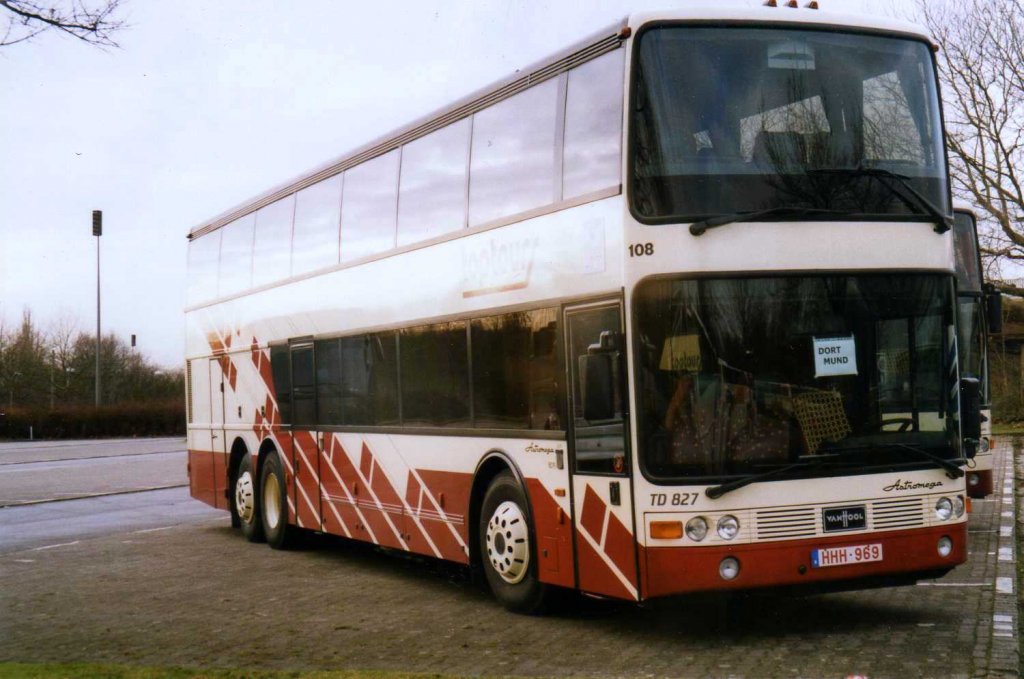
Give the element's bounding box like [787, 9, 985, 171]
[93, 210, 102, 407]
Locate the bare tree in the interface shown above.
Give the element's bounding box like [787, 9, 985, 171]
[921, 0, 1024, 293]
[0, 0, 125, 48]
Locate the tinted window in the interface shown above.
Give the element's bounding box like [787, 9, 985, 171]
[341, 150, 400, 263]
[472, 309, 561, 430]
[397, 119, 470, 246]
[270, 344, 292, 425]
[217, 214, 255, 297]
[469, 78, 559, 226]
[187, 230, 221, 306]
[315, 339, 343, 424]
[291, 345, 315, 427]
[563, 50, 624, 199]
[631, 27, 947, 221]
[952, 211, 983, 293]
[344, 334, 400, 425]
[293, 176, 342, 276]
[400, 322, 470, 426]
[252, 196, 295, 288]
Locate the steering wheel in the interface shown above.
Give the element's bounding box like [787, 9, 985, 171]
[878, 418, 914, 432]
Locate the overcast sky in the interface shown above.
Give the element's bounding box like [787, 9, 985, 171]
[0, 0, 903, 368]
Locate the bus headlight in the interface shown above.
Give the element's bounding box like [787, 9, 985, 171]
[935, 497, 953, 521]
[686, 516, 708, 542]
[719, 557, 741, 580]
[981, 437, 990, 453]
[717, 515, 740, 540]
[953, 495, 965, 518]
[937, 536, 953, 558]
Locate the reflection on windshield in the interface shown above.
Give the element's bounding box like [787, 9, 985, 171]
[635, 275, 958, 480]
[631, 26, 948, 221]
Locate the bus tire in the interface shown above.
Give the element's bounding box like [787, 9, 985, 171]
[479, 471, 547, 613]
[260, 450, 296, 550]
[233, 453, 264, 543]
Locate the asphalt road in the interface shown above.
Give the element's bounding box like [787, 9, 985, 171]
[0, 437, 219, 552]
[0, 437, 1018, 677]
[0, 437, 188, 507]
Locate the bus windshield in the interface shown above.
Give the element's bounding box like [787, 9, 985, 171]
[635, 274, 958, 481]
[631, 26, 948, 222]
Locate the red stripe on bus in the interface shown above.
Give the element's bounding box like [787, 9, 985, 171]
[603, 509, 637, 589]
[524, 478, 575, 588]
[575, 530, 635, 600]
[579, 485, 607, 542]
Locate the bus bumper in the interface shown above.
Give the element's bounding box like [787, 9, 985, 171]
[641, 523, 967, 599]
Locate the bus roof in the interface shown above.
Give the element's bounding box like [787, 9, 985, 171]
[188, 4, 935, 241]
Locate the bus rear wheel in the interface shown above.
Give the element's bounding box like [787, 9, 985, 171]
[260, 450, 297, 550]
[479, 471, 547, 613]
[233, 453, 264, 543]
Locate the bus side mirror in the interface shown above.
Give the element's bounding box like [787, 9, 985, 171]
[985, 285, 1003, 334]
[960, 376, 982, 458]
[580, 353, 616, 421]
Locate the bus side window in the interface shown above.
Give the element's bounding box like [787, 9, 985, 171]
[290, 345, 315, 427]
[563, 48, 624, 200]
[270, 344, 292, 425]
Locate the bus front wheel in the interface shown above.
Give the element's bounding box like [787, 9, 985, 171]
[479, 471, 547, 613]
[260, 451, 297, 550]
[233, 453, 264, 543]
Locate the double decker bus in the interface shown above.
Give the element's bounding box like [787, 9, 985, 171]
[952, 204, 1001, 497]
[186, 5, 976, 611]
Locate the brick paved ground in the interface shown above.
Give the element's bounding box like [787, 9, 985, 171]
[0, 447, 1018, 678]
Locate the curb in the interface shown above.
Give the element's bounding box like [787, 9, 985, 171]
[0, 483, 189, 509]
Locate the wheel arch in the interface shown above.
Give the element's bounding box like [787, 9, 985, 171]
[256, 436, 282, 480]
[469, 450, 534, 568]
[227, 437, 249, 491]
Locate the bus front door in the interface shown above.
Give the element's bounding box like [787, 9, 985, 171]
[564, 301, 639, 601]
[208, 358, 228, 510]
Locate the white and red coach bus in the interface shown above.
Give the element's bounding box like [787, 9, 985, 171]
[186, 5, 976, 611]
[952, 204, 1001, 497]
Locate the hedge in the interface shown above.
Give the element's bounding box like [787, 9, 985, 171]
[0, 401, 185, 440]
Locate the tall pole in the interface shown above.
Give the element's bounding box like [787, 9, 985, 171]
[93, 210, 102, 407]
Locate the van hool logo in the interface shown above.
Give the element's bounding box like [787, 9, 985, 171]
[883, 479, 944, 492]
[462, 235, 539, 298]
[822, 506, 867, 532]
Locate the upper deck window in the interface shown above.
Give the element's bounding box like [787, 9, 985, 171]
[631, 26, 948, 223]
[469, 78, 559, 227]
[952, 211, 983, 293]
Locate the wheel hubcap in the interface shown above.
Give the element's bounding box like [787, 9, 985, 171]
[235, 471, 255, 524]
[486, 500, 529, 584]
[263, 472, 282, 530]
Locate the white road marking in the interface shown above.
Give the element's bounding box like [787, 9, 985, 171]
[916, 582, 986, 587]
[1000, 525, 1013, 537]
[31, 540, 80, 551]
[996, 577, 1014, 594]
[999, 547, 1014, 562]
[133, 526, 176, 534]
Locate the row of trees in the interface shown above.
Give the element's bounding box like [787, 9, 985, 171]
[0, 310, 182, 411]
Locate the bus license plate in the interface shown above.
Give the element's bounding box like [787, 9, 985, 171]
[811, 543, 883, 568]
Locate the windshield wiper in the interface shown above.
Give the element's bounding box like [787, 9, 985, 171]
[806, 166, 952, 233]
[704, 454, 852, 499]
[689, 206, 851, 236]
[820, 440, 965, 479]
[892, 443, 965, 479]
